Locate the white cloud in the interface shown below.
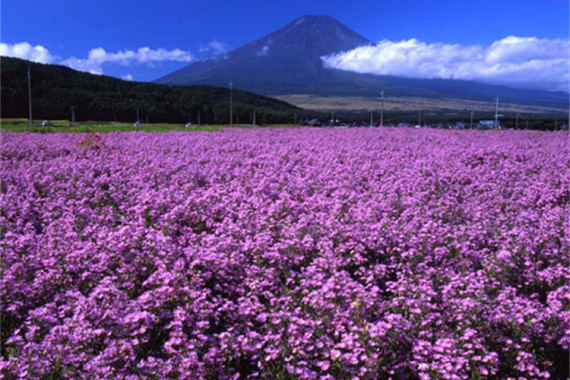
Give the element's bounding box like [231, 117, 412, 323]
[84, 46, 195, 64]
[199, 39, 230, 56]
[322, 36, 570, 92]
[1, 42, 195, 75]
[0, 42, 54, 63]
[61, 46, 195, 74]
[121, 73, 134, 81]
[58, 56, 104, 75]
[256, 45, 270, 56]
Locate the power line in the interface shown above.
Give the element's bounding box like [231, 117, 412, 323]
[494, 97, 502, 129]
[380, 90, 384, 126]
[228, 81, 234, 127]
[28, 66, 33, 126]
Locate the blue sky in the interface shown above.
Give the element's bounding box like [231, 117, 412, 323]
[1, 0, 568, 90]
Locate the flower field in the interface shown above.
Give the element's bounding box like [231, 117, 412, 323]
[1, 128, 568, 379]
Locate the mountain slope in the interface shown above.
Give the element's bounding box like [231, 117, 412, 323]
[1, 57, 317, 124]
[157, 15, 373, 93]
[156, 15, 568, 108]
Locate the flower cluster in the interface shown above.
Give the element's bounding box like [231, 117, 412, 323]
[1, 128, 568, 379]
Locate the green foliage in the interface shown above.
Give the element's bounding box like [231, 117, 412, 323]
[0, 121, 223, 133]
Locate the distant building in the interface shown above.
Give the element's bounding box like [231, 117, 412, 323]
[478, 120, 499, 129]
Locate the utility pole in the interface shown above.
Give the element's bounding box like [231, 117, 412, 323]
[380, 90, 385, 126]
[494, 97, 500, 129]
[71, 106, 75, 123]
[470, 110, 474, 129]
[228, 81, 234, 127]
[252, 111, 256, 127]
[515, 113, 519, 129]
[28, 66, 33, 125]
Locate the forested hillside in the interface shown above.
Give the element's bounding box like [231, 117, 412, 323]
[1, 57, 317, 124]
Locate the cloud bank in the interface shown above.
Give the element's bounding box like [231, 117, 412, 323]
[321, 36, 569, 92]
[1, 43, 195, 76]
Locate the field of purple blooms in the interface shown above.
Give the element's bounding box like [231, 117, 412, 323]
[1, 128, 568, 380]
